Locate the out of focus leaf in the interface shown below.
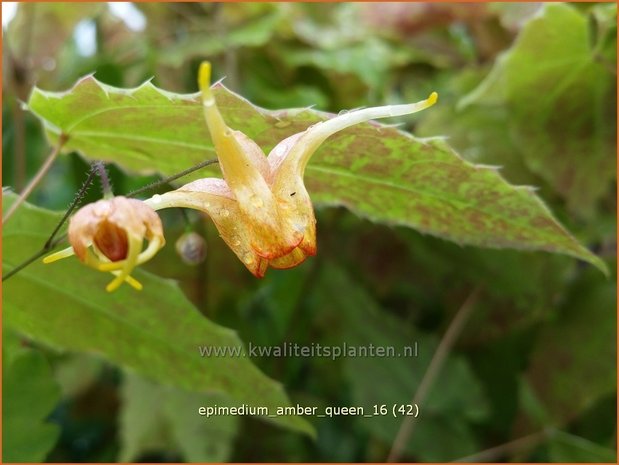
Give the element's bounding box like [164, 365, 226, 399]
[159, 9, 284, 67]
[488, 3, 543, 32]
[26, 76, 606, 272]
[2, 193, 314, 438]
[119, 373, 238, 462]
[3, 333, 61, 462]
[310, 265, 488, 461]
[547, 430, 616, 462]
[280, 38, 411, 89]
[6, 3, 103, 75]
[526, 265, 616, 425]
[461, 3, 616, 216]
[417, 68, 539, 188]
[589, 3, 617, 60]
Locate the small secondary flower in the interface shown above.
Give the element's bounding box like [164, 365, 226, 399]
[43, 196, 165, 292]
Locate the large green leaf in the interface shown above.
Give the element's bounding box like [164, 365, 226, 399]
[309, 265, 489, 461]
[461, 3, 616, 216]
[158, 9, 284, 68]
[525, 264, 616, 426]
[2, 193, 314, 437]
[25, 75, 606, 272]
[119, 373, 238, 462]
[3, 330, 61, 462]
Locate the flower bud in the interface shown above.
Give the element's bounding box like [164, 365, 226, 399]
[175, 231, 207, 266]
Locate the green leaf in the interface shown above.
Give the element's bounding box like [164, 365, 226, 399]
[461, 3, 616, 216]
[119, 373, 238, 462]
[158, 9, 284, 68]
[2, 193, 314, 438]
[26, 74, 606, 273]
[3, 333, 61, 462]
[280, 37, 411, 89]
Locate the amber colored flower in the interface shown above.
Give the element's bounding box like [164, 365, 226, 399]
[145, 62, 437, 277]
[43, 196, 165, 292]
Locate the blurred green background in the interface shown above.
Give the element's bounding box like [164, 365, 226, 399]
[2, 2, 616, 462]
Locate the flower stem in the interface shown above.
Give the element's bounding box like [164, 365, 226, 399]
[95, 161, 113, 198]
[387, 287, 481, 462]
[125, 158, 219, 198]
[4, 162, 99, 282]
[3, 133, 68, 224]
[452, 429, 553, 462]
[3, 158, 219, 282]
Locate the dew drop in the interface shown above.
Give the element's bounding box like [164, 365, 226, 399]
[219, 208, 230, 217]
[232, 237, 241, 247]
[151, 194, 161, 204]
[250, 195, 264, 208]
[243, 253, 254, 265]
[274, 144, 287, 156]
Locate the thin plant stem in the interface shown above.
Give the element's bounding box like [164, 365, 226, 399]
[178, 208, 192, 231]
[387, 287, 481, 462]
[44, 163, 99, 250]
[5, 4, 36, 190]
[2, 234, 67, 282]
[451, 429, 552, 462]
[95, 161, 113, 198]
[5, 46, 30, 192]
[3, 134, 68, 223]
[3, 162, 99, 282]
[3, 158, 218, 281]
[126, 158, 218, 198]
[11, 94, 26, 191]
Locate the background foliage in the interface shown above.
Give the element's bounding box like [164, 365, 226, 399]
[2, 2, 616, 462]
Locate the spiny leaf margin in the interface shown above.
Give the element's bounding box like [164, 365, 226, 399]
[26, 75, 607, 274]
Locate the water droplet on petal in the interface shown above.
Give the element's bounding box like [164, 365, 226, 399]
[151, 194, 161, 204]
[243, 253, 254, 265]
[250, 195, 264, 208]
[219, 208, 230, 217]
[275, 144, 287, 156]
[232, 237, 241, 247]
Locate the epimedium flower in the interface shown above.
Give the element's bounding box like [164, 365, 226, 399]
[43, 196, 165, 292]
[145, 62, 438, 277]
